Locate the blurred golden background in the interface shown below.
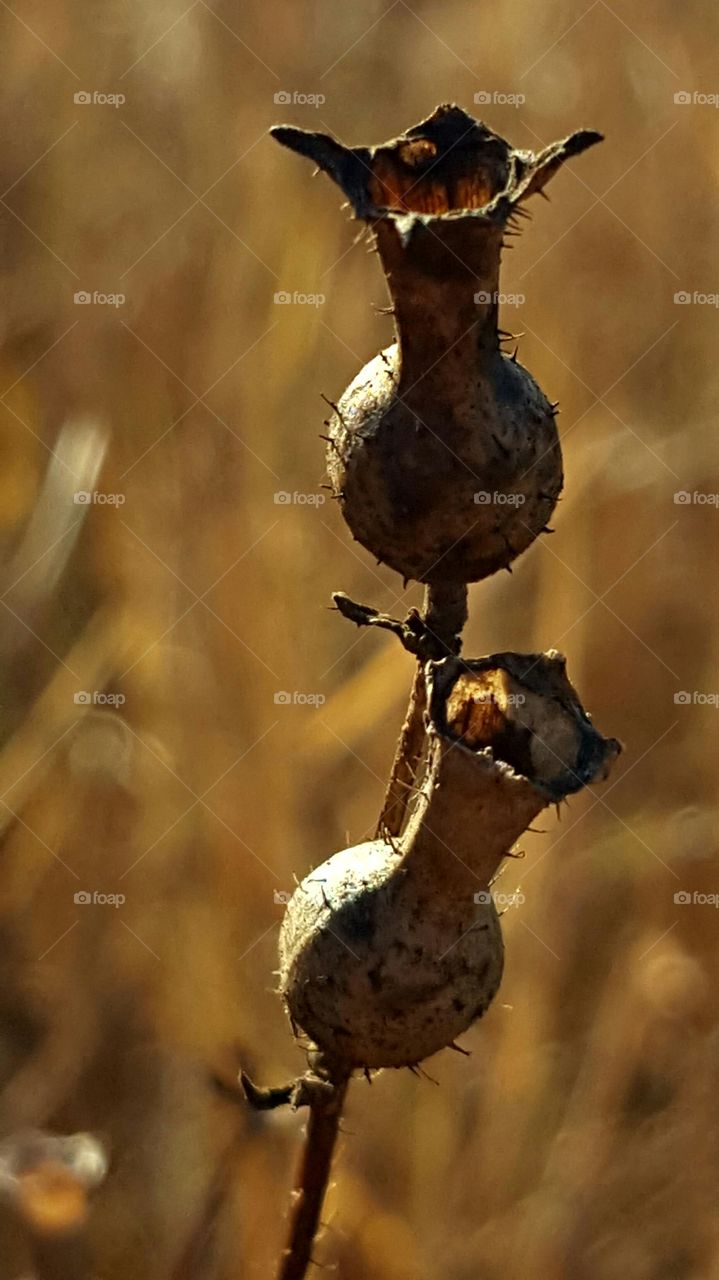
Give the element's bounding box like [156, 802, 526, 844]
[0, 1, 717, 1276]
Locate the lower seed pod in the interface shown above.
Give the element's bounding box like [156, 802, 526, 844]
[279, 652, 620, 1071]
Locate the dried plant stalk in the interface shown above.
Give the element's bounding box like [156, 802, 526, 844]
[260, 103, 615, 1280]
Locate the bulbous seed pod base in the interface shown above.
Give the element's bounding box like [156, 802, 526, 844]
[330, 342, 561, 584]
[279, 650, 620, 1072]
[279, 839, 504, 1071]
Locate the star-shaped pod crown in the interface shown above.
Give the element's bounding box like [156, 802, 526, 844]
[271, 104, 602, 239]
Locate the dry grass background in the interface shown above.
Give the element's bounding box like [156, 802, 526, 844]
[0, 1, 717, 1276]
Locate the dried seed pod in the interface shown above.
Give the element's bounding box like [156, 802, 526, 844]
[272, 106, 601, 584]
[279, 651, 620, 1071]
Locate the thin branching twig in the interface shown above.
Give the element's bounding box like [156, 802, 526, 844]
[377, 582, 467, 837]
[376, 662, 427, 837]
[276, 1075, 349, 1280]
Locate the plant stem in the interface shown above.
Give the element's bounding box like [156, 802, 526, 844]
[277, 1076, 349, 1280]
[422, 580, 468, 652]
[377, 582, 467, 838]
[376, 663, 426, 837]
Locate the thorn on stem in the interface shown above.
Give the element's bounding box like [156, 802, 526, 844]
[239, 1071, 294, 1111]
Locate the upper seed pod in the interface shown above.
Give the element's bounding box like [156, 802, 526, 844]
[272, 106, 602, 584]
